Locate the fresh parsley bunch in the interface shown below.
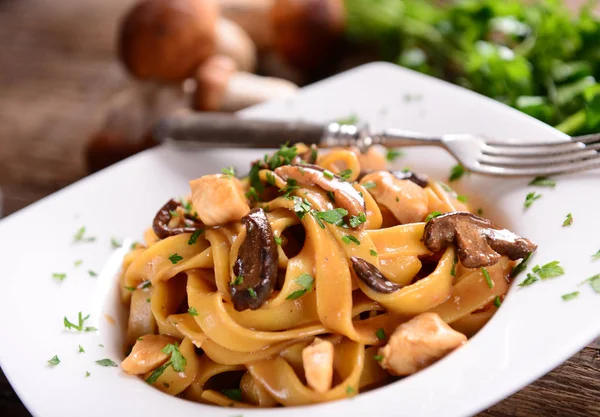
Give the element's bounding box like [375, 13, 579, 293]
[345, 0, 600, 135]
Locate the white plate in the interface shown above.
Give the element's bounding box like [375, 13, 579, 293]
[1, 62, 599, 417]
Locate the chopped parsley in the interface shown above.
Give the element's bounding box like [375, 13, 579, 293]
[336, 114, 359, 125]
[580, 274, 600, 293]
[188, 229, 203, 245]
[481, 267, 493, 288]
[493, 296, 502, 307]
[342, 235, 361, 245]
[532, 261, 564, 279]
[274, 235, 282, 245]
[78, 345, 85, 353]
[373, 354, 383, 362]
[221, 166, 236, 178]
[74, 260, 82, 267]
[73, 226, 96, 243]
[340, 169, 353, 181]
[145, 361, 172, 385]
[562, 213, 574, 227]
[349, 212, 367, 228]
[323, 170, 335, 179]
[370, 249, 378, 256]
[386, 148, 405, 162]
[52, 273, 67, 281]
[375, 328, 386, 340]
[529, 176, 556, 188]
[161, 343, 187, 372]
[293, 197, 312, 219]
[457, 195, 468, 203]
[110, 238, 122, 249]
[449, 164, 467, 182]
[286, 273, 314, 300]
[592, 249, 600, 260]
[518, 273, 539, 287]
[313, 208, 348, 228]
[266, 143, 298, 170]
[280, 178, 300, 198]
[188, 307, 198, 316]
[233, 275, 243, 285]
[245, 186, 260, 202]
[511, 253, 532, 278]
[326, 190, 336, 202]
[222, 389, 243, 402]
[362, 181, 376, 189]
[169, 253, 183, 264]
[47, 355, 60, 366]
[88, 270, 98, 277]
[265, 172, 276, 186]
[562, 291, 579, 301]
[95, 358, 118, 367]
[346, 386, 356, 395]
[248, 288, 257, 298]
[425, 211, 442, 222]
[64, 312, 96, 332]
[524, 192, 542, 208]
[85, 371, 90, 377]
[450, 255, 458, 277]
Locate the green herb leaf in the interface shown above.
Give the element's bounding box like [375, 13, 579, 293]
[370, 249, 378, 256]
[349, 212, 367, 228]
[265, 172, 276, 186]
[313, 208, 348, 226]
[450, 255, 458, 277]
[188, 307, 198, 316]
[336, 114, 359, 125]
[340, 169, 353, 181]
[161, 343, 187, 372]
[562, 291, 579, 301]
[78, 345, 85, 353]
[529, 177, 556, 187]
[323, 170, 334, 179]
[245, 187, 260, 202]
[222, 389, 243, 402]
[48, 355, 60, 366]
[274, 235, 282, 245]
[580, 274, 600, 293]
[362, 181, 376, 189]
[73, 226, 96, 243]
[95, 358, 118, 367]
[592, 249, 600, 260]
[74, 260, 82, 267]
[493, 296, 502, 307]
[52, 273, 67, 281]
[110, 238, 122, 249]
[373, 354, 383, 362]
[145, 361, 171, 385]
[188, 229, 203, 245]
[85, 371, 90, 377]
[386, 148, 405, 162]
[221, 166, 236, 178]
[233, 275, 243, 286]
[511, 253, 532, 278]
[532, 261, 564, 279]
[293, 197, 312, 219]
[481, 267, 494, 289]
[518, 273, 539, 287]
[524, 192, 542, 208]
[449, 164, 466, 182]
[266, 143, 298, 170]
[64, 312, 92, 332]
[286, 273, 314, 300]
[342, 235, 361, 245]
[88, 270, 98, 277]
[562, 213, 574, 227]
[457, 195, 468, 203]
[248, 288, 257, 298]
[425, 211, 442, 222]
[375, 328, 386, 340]
[169, 253, 183, 264]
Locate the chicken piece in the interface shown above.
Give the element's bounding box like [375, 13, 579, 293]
[302, 337, 334, 393]
[360, 171, 429, 224]
[189, 174, 250, 226]
[378, 312, 467, 376]
[121, 334, 179, 375]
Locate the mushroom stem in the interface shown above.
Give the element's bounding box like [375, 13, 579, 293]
[215, 17, 257, 73]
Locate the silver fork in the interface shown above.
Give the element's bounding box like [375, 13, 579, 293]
[154, 113, 600, 177]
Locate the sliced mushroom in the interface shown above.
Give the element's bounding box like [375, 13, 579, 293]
[231, 208, 278, 311]
[350, 257, 401, 294]
[153, 199, 204, 239]
[390, 170, 429, 188]
[274, 164, 366, 223]
[423, 212, 537, 268]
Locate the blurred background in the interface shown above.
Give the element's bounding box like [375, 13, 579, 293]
[0, 0, 599, 415]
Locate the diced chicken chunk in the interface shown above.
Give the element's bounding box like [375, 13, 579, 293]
[189, 174, 250, 226]
[121, 334, 179, 375]
[302, 337, 334, 393]
[360, 171, 428, 224]
[378, 312, 466, 376]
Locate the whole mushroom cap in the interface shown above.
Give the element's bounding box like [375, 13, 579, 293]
[192, 54, 238, 111]
[118, 0, 219, 82]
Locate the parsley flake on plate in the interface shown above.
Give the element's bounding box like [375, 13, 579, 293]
[529, 176, 556, 188]
[524, 192, 542, 208]
[580, 274, 600, 293]
[85, 371, 90, 378]
[449, 164, 467, 182]
[145, 361, 172, 385]
[373, 354, 383, 362]
[518, 273, 539, 287]
[74, 260, 82, 267]
[592, 249, 600, 260]
[346, 386, 356, 395]
[386, 148, 405, 162]
[78, 345, 85, 353]
[286, 273, 314, 300]
[561, 291, 579, 301]
[110, 238, 122, 249]
[88, 270, 97, 277]
[95, 358, 118, 367]
[245, 187, 260, 202]
[562, 213, 574, 227]
[52, 273, 67, 281]
[323, 169, 335, 179]
[532, 261, 564, 279]
[511, 252, 532, 278]
[47, 355, 60, 366]
[73, 226, 96, 243]
[64, 312, 95, 332]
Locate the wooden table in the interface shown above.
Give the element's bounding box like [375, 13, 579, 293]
[0, 0, 598, 415]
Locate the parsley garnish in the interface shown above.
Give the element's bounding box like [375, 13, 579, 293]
[386, 148, 405, 162]
[280, 178, 300, 198]
[375, 328, 386, 340]
[245, 186, 260, 202]
[248, 288, 257, 298]
[457, 195, 468, 203]
[493, 296, 502, 307]
[323, 170, 334, 179]
[313, 208, 348, 227]
[580, 274, 600, 293]
[292, 197, 312, 219]
[370, 249, 377, 256]
[169, 253, 183, 264]
[562, 213, 574, 227]
[481, 267, 493, 289]
[169, 210, 178, 217]
[450, 255, 458, 277]
[73, 226, 96, 243]
[592, 249, 600, 260]
[532, 261, 564, 279]
[222, 389, 243, 402]
[362, 181, 376, 189]
[265, 172, 276, 186]
[74, 260, 82, 267]
[234, 275, 243, 285]
[161, 343, 186, 372]
[85, 371, 90, 377]
[52, 273, 67, 281]
[64, 312, 95, 332]
[518, 273, 539, 287]
[188, 307, 198, 316]
[48, 355, 60, 366]
[524, 192, 542, 208]
[88, 270, 97, 277]
[221, 166, 236, 178]
[286, 273, 314, 300]
[78, 345, 85, 353]
[326, 190, 336, 202]
[529, 177, 556, 188]
[145, 361, 171, 385]
[274, 235, 282, 245]
[340, 169, 353, 181]
[511, 253, 532, 278]
[373, 354, 383, 362]
[562, 291, 579, 301]
[188, 229, 203, 245]
[346, 386, 356, 395]
[266, 143, 298, 170]
[425, 211, 442, 222]
[349, 212, 367, 228]
[110, 238, 122, 249]
[342, 235, 361, 245]
[449, 164, 466, 182]
[95, 358, 118, 367]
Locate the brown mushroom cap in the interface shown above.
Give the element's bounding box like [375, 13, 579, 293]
[423, 212, 537, 268]
[192, 55, 237, 111]
[231, 208, 278, 311]
[152, 199, 204, 239]
[270, 0, 345, 70]
[351, 257, 401, 294]
[118, 0, 219, 82]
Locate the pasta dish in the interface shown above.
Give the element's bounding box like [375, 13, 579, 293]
[118, 143, 536, 407]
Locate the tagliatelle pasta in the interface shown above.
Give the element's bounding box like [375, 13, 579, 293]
[118, 143, 536, 407]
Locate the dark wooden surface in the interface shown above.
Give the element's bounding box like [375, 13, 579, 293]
[0, 0, 599, 416]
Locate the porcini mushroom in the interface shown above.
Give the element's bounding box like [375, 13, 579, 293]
[192, 55, 298, 111]
[215, 17, 257, 73]
[270, 0, 346, 70]
[423, 212, 537, 268]
[152, 199, 204, 239]
[118, 0, 219, 82]
[351, 257, 401, 294]
[218, 0, 275, 50]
